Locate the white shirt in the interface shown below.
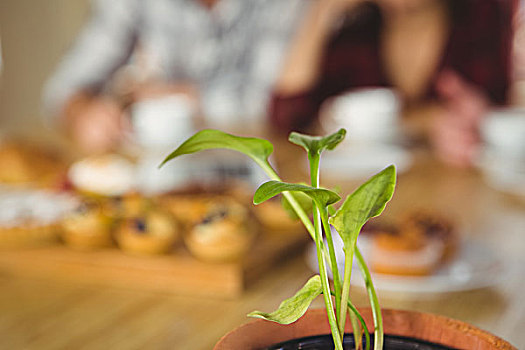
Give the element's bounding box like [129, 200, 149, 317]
[43, 0, 308, 125]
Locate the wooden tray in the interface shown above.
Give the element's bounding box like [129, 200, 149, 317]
[0, 230, 308, 299]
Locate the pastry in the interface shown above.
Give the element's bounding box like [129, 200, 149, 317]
[104, 193, 149, 219]
[368, 212, 457, 276]
[184, 199, 255, 262]
[0, 224, 60, 248]
[61, 200, 114, 250]
[68, 154, 135, 197]
[370, 229, 445, 276]
[0, 141, 66, 188]
[159, 194, 218, 228]
[0, 187, 75, 248]
[401, 211, 457, 262]
[252, 199, 302, 232]
[115, 209, 179, 255]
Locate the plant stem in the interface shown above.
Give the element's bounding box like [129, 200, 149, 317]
[308, 153, 343, 350]
[355, 248, 383, 350]
[313, 202, 344, 350]
[330, 291, 370, 350]
[310, 154, 342, 300]
[319, 209, 342, 331]
[306, 156, 341, 289]
[338, 241, 355, 337]
[350, 311, 363, 350]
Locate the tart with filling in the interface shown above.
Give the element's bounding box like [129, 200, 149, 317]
[368, 211, 457, 276]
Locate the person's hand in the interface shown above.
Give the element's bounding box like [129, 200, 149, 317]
[431, 70, 489, 167]
[63, 94, 129, 154]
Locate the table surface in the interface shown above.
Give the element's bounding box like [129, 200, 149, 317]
[2, 151, 525, 350]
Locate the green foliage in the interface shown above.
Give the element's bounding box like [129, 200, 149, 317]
[160, 129, 273, 167]
[329, 165, 396, 251]
[248, 276, 322, 325]
[253, 181, 341, 208]
[289, 129, 346, 155]
[161, 128, 397, 350]
[281, 190, 313, 220]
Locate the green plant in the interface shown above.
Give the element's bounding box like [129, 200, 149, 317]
[161, 128, 396, 350]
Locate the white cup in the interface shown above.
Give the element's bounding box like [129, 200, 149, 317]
[324, 88, 400, 143]
[131, 94, 197, 194]
[479, 108, 525, 193]
[481, 108, 525, 159]
[131, 94, 195, 150]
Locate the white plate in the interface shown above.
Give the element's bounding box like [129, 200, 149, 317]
[305, 236, 504, 296]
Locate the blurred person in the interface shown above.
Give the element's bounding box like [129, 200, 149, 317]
[270, 0, 515, 167]
[43, 0, 308, 153]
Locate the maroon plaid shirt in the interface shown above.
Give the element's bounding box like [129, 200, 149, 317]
[270, 0, 515, 133]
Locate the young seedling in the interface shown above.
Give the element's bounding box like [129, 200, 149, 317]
[161, 129, 396, 350]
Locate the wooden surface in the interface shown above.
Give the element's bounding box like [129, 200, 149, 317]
[0, 229, 307, 299]
[2, 154, 525, 349]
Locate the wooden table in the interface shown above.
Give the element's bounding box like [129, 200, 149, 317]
[1, 153, 525, 349]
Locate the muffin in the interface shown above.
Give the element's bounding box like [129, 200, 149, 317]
[184, 199, 255, 263]
[103, 193, 149, 219]
[115, 209, 179, 255]
[61, 201, 114, 250]
[160, 194, 218, 228]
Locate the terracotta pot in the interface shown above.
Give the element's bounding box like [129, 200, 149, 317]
[214, 308, 516, 350]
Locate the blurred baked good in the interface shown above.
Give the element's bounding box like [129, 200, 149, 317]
[160, 194, 218, 228]
[103, 193, 149, 219]
[252, 199, 302, 232]
[400, 211, 458, 262]
[370, 230, 445, 276]
[184, 198, 255, 263]
[0, 141, 66, 188]
[368, 211, 457, 276]
[68, 154, 135, 197]
[0, 186, 75, 248]
[61, 200, 114, 250]
[115, 209, 179, 255]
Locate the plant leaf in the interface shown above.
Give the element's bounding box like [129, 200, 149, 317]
[281, 187, 313, 220]
[281, 186, 339, 220]
[254, 181, 341, 208]
[160, 129, 273, 167]
[329, 165, 396, 250]
[288, 128, 346, 155]
[248, 275, 322, 324]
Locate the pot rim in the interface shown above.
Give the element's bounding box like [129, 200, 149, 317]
[214, 308, 516, 350]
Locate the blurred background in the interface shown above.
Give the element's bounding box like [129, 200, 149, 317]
[0, 0, 90, 143]
[1, 0, 525, 349]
